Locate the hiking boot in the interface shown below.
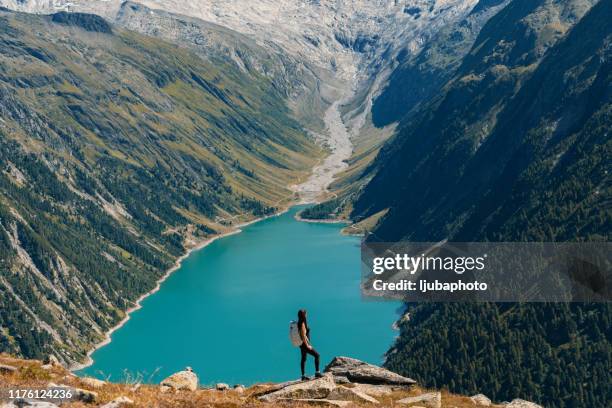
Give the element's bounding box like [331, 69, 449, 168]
[301, 375, 311, 381]
[314, 372, 324, 378]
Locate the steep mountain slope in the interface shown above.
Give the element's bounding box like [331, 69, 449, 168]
[0, 9, 320, 364]
[299, 0, 512, 221]
[0, 1, 484, 126]
[350, 0, 610, 406]
[371, 0, 510, 127]
[2, 1, 494, 207]
[353, 0, 605, 241]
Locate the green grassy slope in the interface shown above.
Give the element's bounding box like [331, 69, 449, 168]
[0, 10, 320, 364]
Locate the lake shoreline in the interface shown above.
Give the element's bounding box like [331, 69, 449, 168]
[73, 93, 357, 373]
[70, 207, 291, 372]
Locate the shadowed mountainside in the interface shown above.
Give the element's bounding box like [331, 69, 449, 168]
[351, 1, 610, 406]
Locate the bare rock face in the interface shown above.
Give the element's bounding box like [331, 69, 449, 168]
[258, 373, 336, 402]
[160, 367, 198, 391]
[470, 394, 492, 406]
[505, 399, 543, 408]
[397, 392, 442, 408]
[324, 356, 416, 386]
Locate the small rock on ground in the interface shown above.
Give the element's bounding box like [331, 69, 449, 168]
[160, 367, 198, 391]
[0, 364, 17, 373]
[277, 398, 352, 407]
[80, 377, 106, 389]
[470, 394, 492, 406]
[216, 383, 229, 391]
[2, 401, 59, 408]
[72, 387, 98, 403]
[43, 355, 61, 367]
[505, 399, 543, 408]
[351, 383, 394, 397]
[47, 383, 97, 403]
[328, 386, 379, 404]
[397, 391, 441, 408]
[100, 396, 134, 408]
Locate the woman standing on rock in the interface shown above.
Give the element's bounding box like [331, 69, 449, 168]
[297, 309, 323, 380]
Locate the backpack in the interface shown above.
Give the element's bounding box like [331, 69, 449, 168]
[289, 321, 302, 347]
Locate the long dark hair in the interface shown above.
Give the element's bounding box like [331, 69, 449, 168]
[297, 309, 308, 329]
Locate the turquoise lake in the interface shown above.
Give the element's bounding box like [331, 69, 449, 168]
[78, 206, 399, 385]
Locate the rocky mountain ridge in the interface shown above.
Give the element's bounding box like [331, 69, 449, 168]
[0, 1, 483, 130]
[0, 354, 545, 407]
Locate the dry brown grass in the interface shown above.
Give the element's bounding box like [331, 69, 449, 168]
[0, 355, 501, 407]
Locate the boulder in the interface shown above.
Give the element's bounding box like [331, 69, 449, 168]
[276, 398, 352, 407]
[233, 385, 246, 394]
[505, 399, 543, 408]
[0, 364, 17, 373]
[351, 383, 394, 397]
[100, 396, 134, 408]
[328, 386, 380, 404]
[46, 383, 97, 403]
[80, 377, 106, 389]
[216, 383, 229, 391]
[258, 373, 336, 402]
[72, 387, 98, 403]
[470, 394, 492, 406]
[324, 356, 416, 386]
[397, 392, 441, 408]
[160, 367, 198, 391]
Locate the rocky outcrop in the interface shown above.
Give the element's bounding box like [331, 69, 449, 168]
[259, 373, 337, 402]
[397, 392, 441, 408]
[256, 357, 419, 405]
[0, 354, 551, 407]
[160, 367, 198, 391]
[324, 356, 416, 386]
